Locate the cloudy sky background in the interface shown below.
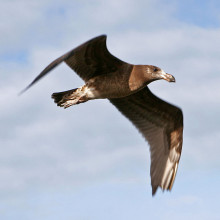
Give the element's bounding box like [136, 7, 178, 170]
[1, 0, 220, 219]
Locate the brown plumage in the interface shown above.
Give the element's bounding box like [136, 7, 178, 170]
[21, 35, 183, 196]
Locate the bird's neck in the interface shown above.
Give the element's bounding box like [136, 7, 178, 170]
[128, 65, 150, 91]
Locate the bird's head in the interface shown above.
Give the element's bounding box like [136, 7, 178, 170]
[145, 65, 175, 83]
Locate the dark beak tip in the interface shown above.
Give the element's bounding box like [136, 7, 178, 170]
[171, 77, 176, 83]
[166, 73, 175, 83]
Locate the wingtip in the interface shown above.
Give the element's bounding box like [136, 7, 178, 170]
[152, 185, 173, 196]
[18, 84, 32, 96]
[18, 87, 28, 96]
[152, 186, 158, 196]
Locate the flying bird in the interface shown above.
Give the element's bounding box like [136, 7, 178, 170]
[21, 35, 183, 196]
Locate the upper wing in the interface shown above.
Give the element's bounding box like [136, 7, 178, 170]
[110, 87, 183, 195]
[20, 35, 127, 94]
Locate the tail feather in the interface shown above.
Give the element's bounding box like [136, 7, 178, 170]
[51, 88, 78, 108]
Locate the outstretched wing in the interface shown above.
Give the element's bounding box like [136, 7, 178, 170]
[110, 87, 183, 195]
[20, 35, 128, 94]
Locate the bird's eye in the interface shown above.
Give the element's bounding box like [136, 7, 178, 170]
[153, 68, 158, 72]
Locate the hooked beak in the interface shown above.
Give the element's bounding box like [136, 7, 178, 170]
[160, 71, 175, 82]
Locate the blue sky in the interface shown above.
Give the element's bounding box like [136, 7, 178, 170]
[0, 0, 220, 219]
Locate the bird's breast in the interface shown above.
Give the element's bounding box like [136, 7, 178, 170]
[128, 65, 148, 91]
[86, 70, 140, 99]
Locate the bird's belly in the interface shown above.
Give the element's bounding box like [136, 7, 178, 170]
[86, 76, 133, 99]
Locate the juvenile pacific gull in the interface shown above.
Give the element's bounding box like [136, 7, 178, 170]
[21, 35, 183, 196]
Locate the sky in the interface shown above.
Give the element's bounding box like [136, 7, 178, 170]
[0, 0, 220, 219]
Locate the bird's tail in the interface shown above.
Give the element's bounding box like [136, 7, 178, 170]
[51, 88, 87, 108]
